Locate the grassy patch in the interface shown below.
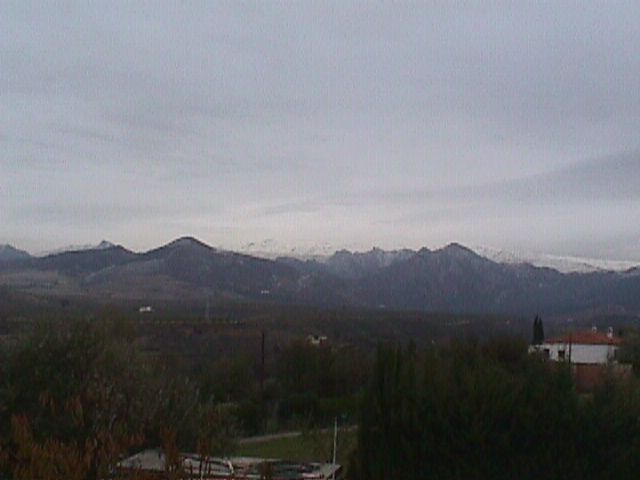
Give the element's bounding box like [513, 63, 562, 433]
[235, 428, 357, 464]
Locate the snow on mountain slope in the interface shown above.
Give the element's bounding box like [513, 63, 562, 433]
[239, 239, 339, 259]
[241, 240, 639, 274]
[37, 240, 116, 257]
[473, 245, 638, 273]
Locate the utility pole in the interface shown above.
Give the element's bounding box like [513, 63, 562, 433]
[332, 416, 338, 479]
[260, 330, 266, 396]
[569, 333, 572, 363]
[260, 330, 266, 431]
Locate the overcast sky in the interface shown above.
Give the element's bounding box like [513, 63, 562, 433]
[2, 1, 639, 260]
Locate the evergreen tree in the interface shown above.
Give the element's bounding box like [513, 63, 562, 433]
[354, 344, 419, 480]
[532, 315, 544, 345]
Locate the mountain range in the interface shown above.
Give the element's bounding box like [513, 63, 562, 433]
[473, 246, 639, 274]
[0, 245, 32, 263]
[0, 237, 639, 316]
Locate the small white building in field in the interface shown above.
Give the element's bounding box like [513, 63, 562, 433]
[533, 328, 622, 365]
[307, 334, 329, 347]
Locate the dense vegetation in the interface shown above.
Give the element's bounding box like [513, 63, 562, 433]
[0, 318, 235, 478]
[3, 302, 640, 479]
[350, 340, 640, 479]
[0, 315, 369, 479]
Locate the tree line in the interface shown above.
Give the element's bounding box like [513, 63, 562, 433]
[350, 338, 640, 479]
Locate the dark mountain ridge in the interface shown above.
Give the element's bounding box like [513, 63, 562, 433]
[354, 246, 608, 314]
[0, 237, 638, 316]
[35, 244, 137, 276]
[0, 245, 32, 263]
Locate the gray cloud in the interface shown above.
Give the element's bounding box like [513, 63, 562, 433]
[2, 2, 640, 259]
[454, 152, 640, 206]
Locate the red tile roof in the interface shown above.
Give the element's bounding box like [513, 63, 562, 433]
[545, 331, 623, 346]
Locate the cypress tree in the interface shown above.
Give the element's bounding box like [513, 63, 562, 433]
[532, 315, 544, 345]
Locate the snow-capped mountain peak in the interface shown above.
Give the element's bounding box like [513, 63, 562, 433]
[238, 239, 338, 259]
[472, 245, 638, 273]
[37, 240, 116, 257]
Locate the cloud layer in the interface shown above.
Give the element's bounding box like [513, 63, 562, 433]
[2, 2, 639, 259]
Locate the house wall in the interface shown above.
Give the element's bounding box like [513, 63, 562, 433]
[541, 343, 617, 364]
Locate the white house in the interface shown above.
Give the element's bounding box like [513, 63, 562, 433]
[533, 328, 622, 365]
[530, 327, 630, 392]
[307, 334, 329, 347]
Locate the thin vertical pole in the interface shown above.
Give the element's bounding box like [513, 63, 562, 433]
[260, 330, 266, 395]
[260, 330, 266, 432]
[569, 333, 572, 363]
[332, 416, 338, 479]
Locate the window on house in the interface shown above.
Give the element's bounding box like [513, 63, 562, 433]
[543, 348, 550, 358]
[558, 350, 565, 360]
